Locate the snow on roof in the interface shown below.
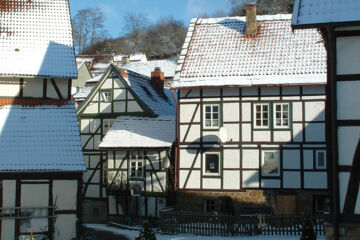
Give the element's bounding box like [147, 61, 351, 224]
[85, 74, 103, 84]
[292, 0, 360, 27]
[118, 59, 177, 78]
[113, 53, 147, 62]
[0, 103, 85, 172]
[73, 86, 94, 99]
[0, 0, 77, 78]
[76, 57, 94, 63]
[172, 14, 327, 88]
[99, 116, 174, 148]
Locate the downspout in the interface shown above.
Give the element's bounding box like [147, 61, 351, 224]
[171, 89, 179, 191]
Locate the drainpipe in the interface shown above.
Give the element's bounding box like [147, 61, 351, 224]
[171, 89, 178, 191]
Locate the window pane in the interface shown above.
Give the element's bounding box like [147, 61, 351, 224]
[137, 152, 143, 159]
[206, 113, 211, 119]
[256, 105, 261, 111]
[262, 112, 268, 119]
[213, 106, 218, 112]
[276, 112, 281, 118]
[263, 120, 268, 126]
[213, 120, 218, 126]
[205, 120, 211, 126]
[263, 105, 268, 111]
[256, 113, 261, 119]
[205, 154, 219, 174]
[263, 151, 279, 175]
[276, 105, 281, 111]
[283, 104, 288, 111]
[276, 119, 281, 126]
[283, 112, 288, 118]
[205, 106, 211, 112]
[131, 152, 136, 159]
[283, 119, 288, 125]
[213, 113, 218, 120]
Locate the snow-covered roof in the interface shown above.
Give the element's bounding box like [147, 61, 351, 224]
[118, 60, 177, 78]
[76, 57, 94, 63]
[172, 14, 327, 88]
[99, 116, 174, 148]
[114, 53, 147, 62]
[0, 102, 85, 172]
[73, 86, 94, 100]
[0, 0, 77, 78]
[292, 0, 360, 27]
[85, 74, 103, 84]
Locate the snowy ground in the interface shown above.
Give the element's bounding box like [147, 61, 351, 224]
[85, 224, 326, 240]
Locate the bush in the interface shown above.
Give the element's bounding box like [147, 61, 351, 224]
[300, 216, 316, 240]
[136, 220, 156, 240]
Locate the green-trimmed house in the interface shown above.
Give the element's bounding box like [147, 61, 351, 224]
[77, 64, 175, 222]
[72, 60, 93, 88]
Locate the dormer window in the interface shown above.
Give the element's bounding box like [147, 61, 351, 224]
[100, 90, 112, 102]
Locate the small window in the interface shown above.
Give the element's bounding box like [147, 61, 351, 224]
[262, 150, 280, 176]
[100, 90, 112, 102]
[314, 196, 330, 214]
[203, 104, 220, 129]
[129, 152, 144, 179]
[204, 199, 215, 213]
[254, 103, 270, 129]
[203, 152, 221, 176]
[316, 150, 326, 169]
[103, 119, 114, 135]
[273, 103, 290, 129]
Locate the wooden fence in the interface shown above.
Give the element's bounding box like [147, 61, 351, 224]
[159, 210, 325, 237]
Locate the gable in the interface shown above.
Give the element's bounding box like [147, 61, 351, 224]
[78, 66, 154, 117]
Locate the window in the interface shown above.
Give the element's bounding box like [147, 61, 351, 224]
[103, 119, 114, 135]
[262, 150, 280, 176]
[316, 150, 326, 169]
[129, 151, 144, 179]
[203, 104, 220, 129]
[273, 103, 290, 129]
[254, 103, 270, 129]
[100, 90, 112, 102]
[204, 199, 215, 213]
[203, 152, 221, 176]
[314, 196, 330, 214]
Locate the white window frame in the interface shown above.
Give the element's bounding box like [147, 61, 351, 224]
[253, 103, 270, 129]
[315, 150, 326, 169]
[203, 104, 220, 129]
[261, 150, 280, 177]
[102, 119, 114, 135]
[203, 152, 221, 176]
[100, 90, 112, 102]
[273, 103, 291, 129]
[129, 152, 144, 179]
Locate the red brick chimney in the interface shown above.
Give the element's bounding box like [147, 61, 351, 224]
[151, 67, 165, 96]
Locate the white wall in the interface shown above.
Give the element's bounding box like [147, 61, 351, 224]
[336, 36, 360, 75]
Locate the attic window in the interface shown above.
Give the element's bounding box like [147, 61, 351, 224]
[100, 90, 112, 102]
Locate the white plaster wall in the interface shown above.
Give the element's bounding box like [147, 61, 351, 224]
[93, 135, 101, 149]
[305, 123, 325, 142]
[305, 102, 325, 121]
[114, 78, 125, 88]
[292, 102, 303, 122]
[80, 119, 90, 133]
[337, 81, 360, 119]
[81, 136, 91, 149]
[154, 172, 166, 192]
[223, 170, 240, 189]
[355, 187, 360, 214]
[108, 195, 117, 215]
[273, 131, 292, 142]
[202, 131, 219, 142]
[339, 172, 350, 213]
[261, 179, 280, 188]
[202, 178, 221, 189]
[128, 91, 135, 100]
[56, 79, 70, 99]
[292, 124, 303, 142]
[304, 172, 327, 189]
[338, 126, 360, 165]
[180, 170, 200, 189]
[148, 197, 156, 217]
[114, 89, 126, 100]
[127, 101, 142, 112]
[114, 101, 126, 112]
[242, 149, 259, 169]
[54, 214, 77, 240]
[283, 87, 299, 95]
[21, 184, 48, 206]
[203, 88, 220, 97]
[283, 150, 300, 169]
[242, 88, 258, 96]
[23, 78, 43, 98]
[180, 104, 200, 123]
[261, 87, 279, 96]
[145, 173, 152, 192]
[180, 149, 200, 168]
[180, 125, 200, 142]
[84, 102, 98, 114]
[303, 150, 313, 169]
[336, 36, 360, 75]
[283, 172, 301, 189]
[223, 149, 240, 168]
[2, 220, 15, 240]
[223, 88, 239, 96]
[86, 185, 99, 198]
[102, 78, 113, 89]
[241, 124, 251, 142]
[223, 124, 239, 142]
[187, 89, 200, 98]
[242, 170, 259, 188]
[241, 103, 251, 121]
[0, 78, 20, 97]
[53, 180, 77, 210]
[99, 102, 111, 113]
[2, 180, 16, 207]
[302, 86, 325, 95]
[223, 103, 239, 122]
[253, 131, 271, 142]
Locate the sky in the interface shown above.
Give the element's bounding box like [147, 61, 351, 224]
[69, 0, 230, 38]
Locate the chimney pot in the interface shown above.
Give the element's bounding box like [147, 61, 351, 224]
[245, 4, 257, 36]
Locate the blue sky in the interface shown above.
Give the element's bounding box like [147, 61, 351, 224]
[69, 0, 230, 38]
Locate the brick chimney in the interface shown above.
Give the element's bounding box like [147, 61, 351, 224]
[245, 3, 257, 36]
[151, 67, 165, 96]
[122, 56, 130, 64]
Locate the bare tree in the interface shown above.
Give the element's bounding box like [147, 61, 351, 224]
[228, 0, 293, 16]
[72, 7, 108, 54]
[123, 12, 149, 52]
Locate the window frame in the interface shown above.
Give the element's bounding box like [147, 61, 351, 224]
[315, 150, 327, 170]
[273, 102, 291, 130]
[100, 89, 112, 102]
[261, 149, 281, 177]
[203, 103, 221, 130]
[202, 151, 221, 177]
[253, 103, 271, 130]
[128, 151, 144, 179]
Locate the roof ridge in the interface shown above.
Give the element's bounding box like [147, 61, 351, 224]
[194, 14, 292, 24]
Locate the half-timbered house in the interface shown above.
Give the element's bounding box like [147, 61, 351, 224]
[292, 0, 360, 239]
[172, 6, 329, 215]
[0, 0, 85, 239]
[77, 65, 175, 222]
